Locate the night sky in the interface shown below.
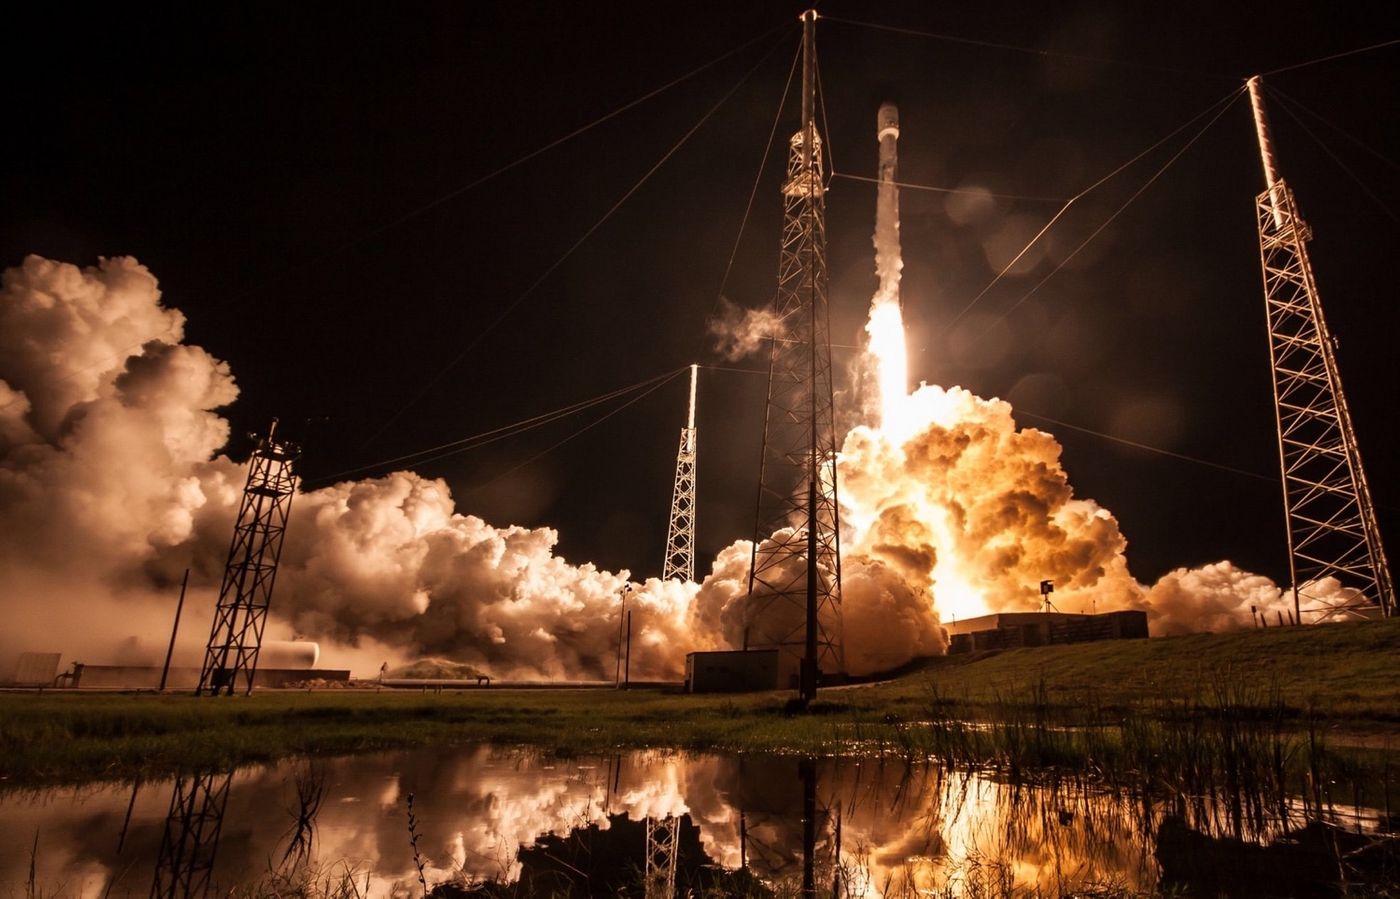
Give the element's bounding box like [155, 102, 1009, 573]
[4, 1, 1396, 592]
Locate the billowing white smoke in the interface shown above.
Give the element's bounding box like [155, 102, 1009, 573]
[0, 256, 246, 671]
[0, 256, 716, 680]
[282, 473, 705, 679]
[706, 298, 782, 362]
[0, 254, 1297, 685]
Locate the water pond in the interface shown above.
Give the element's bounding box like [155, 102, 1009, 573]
[1, 745, 1394, 897]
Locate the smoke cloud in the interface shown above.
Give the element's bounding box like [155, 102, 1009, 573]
[0, 256, 717, 680]
[705, 297, 781, 361]
[0, 254, 1296, 685]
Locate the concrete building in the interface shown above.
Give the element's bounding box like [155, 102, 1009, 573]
[944, 610, 1148, 653]
[685, 649, 780, 693]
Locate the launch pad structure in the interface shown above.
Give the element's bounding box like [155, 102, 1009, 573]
[663, 364, 699, 582]
[746, 10, 844, 702]
[196, 421, 301, 696]
[1247, 77, 1394, 622]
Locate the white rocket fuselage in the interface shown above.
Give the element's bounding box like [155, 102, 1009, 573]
[874, 102, 902, 303]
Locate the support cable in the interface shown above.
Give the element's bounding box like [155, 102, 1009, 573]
[362, 27, 791, 450]
[815, 41, 836, 183]
[460, 368, 687, 497]
[829, 171, 1062, 202]
[948, 85, 1244, 329]
[1263, 86, 1399, 173]
[1261, 39, 1400, 76]
[820, 15, 1236, 81]
[707, 42, 802, 332]
[307, 367, 688, 485]
[1266, 87, 1398, 222]
[1013, 411, 1276, 482]
[977, 87, 1245, 333]
[286, 22, 791, 269]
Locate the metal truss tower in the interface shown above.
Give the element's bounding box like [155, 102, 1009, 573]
[662, 364, 698, 582]
[643, 814, 679, 899]
[1248, 76, 1394, 621]
[197, 420, 301, 695]
[747, 9, 843, 701]
[150, 769, 233, 899]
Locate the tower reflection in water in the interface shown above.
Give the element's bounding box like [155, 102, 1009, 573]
[5, 745, 1379, 897]
[149, 769, 232, 899]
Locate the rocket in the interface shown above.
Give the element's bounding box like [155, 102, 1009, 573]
[873, 102, 902, 307]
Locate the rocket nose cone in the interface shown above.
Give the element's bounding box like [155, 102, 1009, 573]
[877, 102, 900, 141]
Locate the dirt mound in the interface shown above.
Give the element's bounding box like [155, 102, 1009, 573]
[385, 658, 490, 680]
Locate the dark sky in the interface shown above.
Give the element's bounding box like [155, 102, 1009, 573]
[4, 1, 1396, 590]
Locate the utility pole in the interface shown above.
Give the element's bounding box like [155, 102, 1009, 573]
[615, 584, 631, 687]
[747, 9, 843, 703]
[662, 364, 699, 582]
[159, 569, 190, 692]
[1247, 76, 1394, 621]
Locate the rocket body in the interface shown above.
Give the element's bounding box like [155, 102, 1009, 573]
[873, 102, 902, 307]
[865, 101, 909, 423]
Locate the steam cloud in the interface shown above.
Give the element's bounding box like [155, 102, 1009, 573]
[0, 256, 716, 680]
[706, 297, 781, 361]
[0, 254, 1296, 683]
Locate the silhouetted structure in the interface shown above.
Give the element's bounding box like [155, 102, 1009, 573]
[747, 10, 843, 703]
[1247, 76, 1393, 622]
[197, 420, 300, 695]
[662, 365, 698, 583]
[150, 770, 233, 899]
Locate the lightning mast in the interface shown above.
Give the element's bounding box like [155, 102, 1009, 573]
[1248, 76, 1394, 621]
[197, 420, 301, 695]
[662, 364, 698, 582]
[747, 9, 843, 702]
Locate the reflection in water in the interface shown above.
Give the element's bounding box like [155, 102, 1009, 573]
[0, 746, 1394, 897]
[150, 769, 232, 899]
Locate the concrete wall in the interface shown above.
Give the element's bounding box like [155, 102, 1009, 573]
[59, 665, 350, 689]
[947, 609, 1149, 653]
[685, 649, 780, 693]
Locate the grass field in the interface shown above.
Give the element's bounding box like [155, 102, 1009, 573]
[2, 618, 1397, 784]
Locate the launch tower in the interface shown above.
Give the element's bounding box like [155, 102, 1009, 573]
[197, 420, 301, 695]
[1248, 76, 1394, 621]
[662, 364, 698, 582]
[747, 10, 843, 701]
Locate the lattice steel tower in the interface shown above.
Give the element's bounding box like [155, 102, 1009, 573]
[663, 364, 698, 582]
[1248, 76, 1393, 621]
[197, 420, 301, 695]
[747, 9, 843, 701]
[150, 770, 233, 899]
[643, 815, 679, 899]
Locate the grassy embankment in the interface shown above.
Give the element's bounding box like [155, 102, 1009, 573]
[2, 618, 1397, 784]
